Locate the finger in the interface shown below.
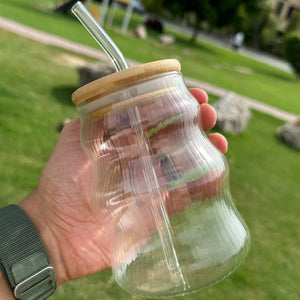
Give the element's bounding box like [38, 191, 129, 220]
[207, 133, 228, 154]
[189, 88, 208, 105]
[199, 103, 217, 132]
[60, 117, 81, 139]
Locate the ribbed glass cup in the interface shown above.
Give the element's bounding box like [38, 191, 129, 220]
[72, 59, 250, 297]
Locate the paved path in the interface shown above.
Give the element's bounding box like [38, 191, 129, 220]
[164, 20, 293, 73]
[0, 16, 297, 123]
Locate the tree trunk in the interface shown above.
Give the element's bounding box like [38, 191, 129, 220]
[190, 21, 200, 43]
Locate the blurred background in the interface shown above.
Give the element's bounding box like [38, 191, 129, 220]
[0, 0, 299, 299]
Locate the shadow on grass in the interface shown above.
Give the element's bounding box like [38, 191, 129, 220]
[52, 85, 77, 106]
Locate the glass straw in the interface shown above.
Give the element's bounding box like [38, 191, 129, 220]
[71, 1, 128, 71]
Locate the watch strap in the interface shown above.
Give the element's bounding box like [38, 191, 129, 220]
[0, 205, 56, 299]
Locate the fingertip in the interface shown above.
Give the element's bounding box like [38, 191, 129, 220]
[200, 103, 217, 132]
[207, 133, 228, 154]
[189, 88, 208, 104]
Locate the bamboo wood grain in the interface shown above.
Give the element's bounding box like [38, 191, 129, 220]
[72, 59, 181, 105]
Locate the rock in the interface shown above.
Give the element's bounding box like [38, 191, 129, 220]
[78, 63, 115, 86]
[213, 92, 251, 135]
[135, 25, 147, 39]
[277, 117, 300, 150]
[159, 34, 175, 45]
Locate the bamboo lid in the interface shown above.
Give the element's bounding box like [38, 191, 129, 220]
[72, 59, 181, 105]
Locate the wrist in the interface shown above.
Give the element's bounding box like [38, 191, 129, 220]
[0, 204, 57, 299]
[18, 190, 67, 286]
[0, 271, 14, 300]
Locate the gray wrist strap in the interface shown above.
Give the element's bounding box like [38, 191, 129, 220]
[0, 205, 56, 299]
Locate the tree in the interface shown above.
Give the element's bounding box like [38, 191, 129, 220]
[286, 10, 300, 32]
[144, 0, 213, 42]
[283, 31, 300, 78]
[144, 0, 267, 43]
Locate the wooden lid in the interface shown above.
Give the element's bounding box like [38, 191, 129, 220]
[72, 59, 181, 105]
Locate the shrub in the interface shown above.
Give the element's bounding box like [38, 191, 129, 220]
[260, 27, 277, 52]
[286, 10, 300, 32]
[283, 31, 300, 78]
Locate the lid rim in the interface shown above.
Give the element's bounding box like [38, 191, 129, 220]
[72, 59, 181, 106]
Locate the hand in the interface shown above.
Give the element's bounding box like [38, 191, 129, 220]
[189, 88, 227, 153]
[19, 88, 227, 286]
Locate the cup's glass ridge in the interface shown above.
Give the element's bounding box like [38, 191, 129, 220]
[72, 59, 250, 297]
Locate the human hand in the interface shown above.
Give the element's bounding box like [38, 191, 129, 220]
[19, 88, 227, 286]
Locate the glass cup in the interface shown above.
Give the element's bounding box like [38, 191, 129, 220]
[72, 59, 250, 297]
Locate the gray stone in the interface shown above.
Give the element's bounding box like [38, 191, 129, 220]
[135, 25, 147, 39]
[277, 118, 300, 150]
[78, 63, 115, 86]
[159, 34, 175, 45]
[213, 92, 251, 135]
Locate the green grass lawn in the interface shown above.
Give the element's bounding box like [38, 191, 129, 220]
[0, 0, 299, 114]
[0, 28, 299, 300]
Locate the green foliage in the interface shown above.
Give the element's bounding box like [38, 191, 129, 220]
[260, 27, 277, 50]
[239, 3, 272, 48]
[286, 10, 300, 32]
[259, 15, 278, 52]
[144, 0, 268, 42]
[142, 0, 163, 13]
[283, 31, 300, 77]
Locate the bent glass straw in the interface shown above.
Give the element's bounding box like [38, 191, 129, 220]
[71, 1, 128, 71]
